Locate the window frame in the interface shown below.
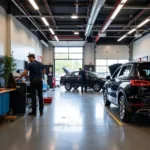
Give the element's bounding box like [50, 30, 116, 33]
[117, 65, 133, 78]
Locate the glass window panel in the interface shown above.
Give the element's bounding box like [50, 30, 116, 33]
[118, 59, 129, 64]
[55, 54, 68, 59]
[96, 59, 107, 66]
[69, 54, 83, 59]
[107, 59, 117, 66]
[69, 47, 83, 53]
[96, 66, 107, 73]
[55, 47, 68, 53]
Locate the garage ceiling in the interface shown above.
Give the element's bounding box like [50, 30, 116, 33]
[1, 0, 150, 45]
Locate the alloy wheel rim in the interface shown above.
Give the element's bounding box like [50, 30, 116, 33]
[120, 97, 125, 119]
[66, 83, 71, 89]
[94, 84, 100, 91]
[103, 90, 107, 103]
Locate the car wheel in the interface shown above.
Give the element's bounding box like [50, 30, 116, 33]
[93, 82, 101, 92]
[65, 82, 72, 91]
[103, 89, 111, 106]
[119, 95, 133, 122]
[73, 85, 79, 89]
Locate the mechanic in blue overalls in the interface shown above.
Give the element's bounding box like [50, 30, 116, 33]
[78, 68, 87, 92]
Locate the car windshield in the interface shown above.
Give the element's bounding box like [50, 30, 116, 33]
[138, 63, 150, 77]
[88, 71, 100, 78]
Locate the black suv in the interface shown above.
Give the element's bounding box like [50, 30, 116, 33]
[103, 62, 150, 122]
[60, 68, 105, 92]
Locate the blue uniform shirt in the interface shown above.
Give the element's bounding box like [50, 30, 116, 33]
[26, 60, 44, 80]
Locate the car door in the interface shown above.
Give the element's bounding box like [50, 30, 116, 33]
[108, 67, 121, 103]
[71, 71, 80, 86]
[110, 65, 133, 104]
[86, 72, 93, 87]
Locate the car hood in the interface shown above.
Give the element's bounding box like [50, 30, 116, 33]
[108, 63, 122, 76]
[62, 67, 71, 74]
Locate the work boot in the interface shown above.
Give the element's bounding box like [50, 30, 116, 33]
[40, 111, 44, 116]
[28, 111, 36, 116]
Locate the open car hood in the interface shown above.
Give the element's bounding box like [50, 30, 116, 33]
[62, 67, 71, 74]
[108, 63, 122, 76]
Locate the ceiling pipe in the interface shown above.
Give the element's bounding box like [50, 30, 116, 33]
[104, 5, 150, 10]
[11, 0, 49, 41]
[31, 29, 146, 32]
[85, 0, 106, 38]
[95, 0, 125, 43]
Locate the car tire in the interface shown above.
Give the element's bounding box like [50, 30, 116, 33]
[73, 85, 79, 89]
[103, 89, 111, 106]
[119, 95, 133, 122]
[93, 82, 101, 92]
[65, 82, 72, 91]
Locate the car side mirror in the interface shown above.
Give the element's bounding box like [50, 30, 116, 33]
[106, 76, 111, 80]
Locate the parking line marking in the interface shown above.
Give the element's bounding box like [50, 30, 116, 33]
[100, 103, 123, 126]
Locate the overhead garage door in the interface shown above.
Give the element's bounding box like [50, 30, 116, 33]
[95, 45, 129, 78]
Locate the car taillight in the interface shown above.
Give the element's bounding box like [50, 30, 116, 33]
[130, 80, 150, 86]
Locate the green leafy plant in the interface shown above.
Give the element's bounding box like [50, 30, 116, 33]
[0, 52, 16, 87]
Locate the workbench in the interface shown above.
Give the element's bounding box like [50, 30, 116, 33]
[0, 89, 16, 116]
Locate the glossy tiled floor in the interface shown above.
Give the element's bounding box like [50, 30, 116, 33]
[0, 87, 150, 150]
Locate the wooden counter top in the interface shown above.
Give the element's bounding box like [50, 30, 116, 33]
[0, 88, 17, 94]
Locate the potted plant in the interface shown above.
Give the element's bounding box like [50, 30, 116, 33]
[0, 52, 16, 87]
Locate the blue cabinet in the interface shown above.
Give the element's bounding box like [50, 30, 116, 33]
[0, 92, 10, 116]
[0, 95, 2, 115]
[2, 93, 10, 115]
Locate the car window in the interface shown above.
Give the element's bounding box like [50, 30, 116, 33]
[138, 63, 150, 77]
[88, 71, 100, 78]
[112, 67, 121, 79]
[118, 65, 132, 78]
[71, 72, 79, 77]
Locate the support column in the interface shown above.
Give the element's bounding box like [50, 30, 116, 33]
[83, 43, 95, 71]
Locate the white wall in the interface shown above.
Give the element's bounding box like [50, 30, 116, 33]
[84, 43, 95, 65]
[42, 45, 54, 65]
[132, 33, 150, 60]
[0, 6, 7, 56]
[10, 16, 42, 61]
[96, 45, 129, 59]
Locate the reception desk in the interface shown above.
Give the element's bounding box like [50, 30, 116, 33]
[0, 89, 16, 116]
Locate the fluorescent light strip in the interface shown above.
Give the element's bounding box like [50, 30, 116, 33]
[49, 28, 55, 35]
[121, 0, 128, 3]
[117, 35, 127, 42]
[74, 31, 79, 35]
[54, 35, 59, 41]
[41, 17, 49, 26]
[101, 19, 113, 32]
[110, 4, 124, 20]
[137, 18, 150, 28]
[28, 0, 39, 10]
[127, 28, 136, 35]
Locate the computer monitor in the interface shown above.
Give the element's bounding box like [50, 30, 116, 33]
[7, 73, 16, 88]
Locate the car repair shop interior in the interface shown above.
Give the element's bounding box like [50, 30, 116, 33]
[0, 0, 150, 150]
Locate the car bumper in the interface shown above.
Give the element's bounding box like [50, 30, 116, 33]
[127, 96, 150, 115]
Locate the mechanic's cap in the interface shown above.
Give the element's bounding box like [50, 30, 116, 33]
[27, 53, 35, 58]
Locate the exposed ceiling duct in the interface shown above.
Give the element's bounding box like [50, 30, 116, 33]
[85, 0, 106, 38]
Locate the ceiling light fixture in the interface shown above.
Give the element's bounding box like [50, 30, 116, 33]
[28, 0, 39, 10]
[110, 4, 124, 20]
[137, 18, 150, 28]
[74, 31, 79, 35]
[127, 28, 136, 35]
[101, 19, 113, 32]
[71, 14, 78, 19]
[49, 28, 55, 35]
[117, 35, 127, 42]
[54, 35, 59, 41]
[41, 17, 49, 26]
[121, 0, 128, 3]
